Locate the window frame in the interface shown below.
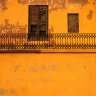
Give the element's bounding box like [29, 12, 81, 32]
[67, 13, 79, 33]
[28, 5, 48, 39]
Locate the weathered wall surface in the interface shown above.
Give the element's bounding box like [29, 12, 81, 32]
[0, 1, 96, 95]
[0, 53, 96, 96]
[0, 0, 96, 33]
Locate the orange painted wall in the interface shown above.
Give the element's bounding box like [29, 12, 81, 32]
[0, 0, 96, 96]
[0, 53, 96, 96]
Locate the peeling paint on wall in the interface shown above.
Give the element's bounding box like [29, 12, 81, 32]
[18, 0, 66, 12]
[68, 0, 88, 6]
[0, 19, 27, 33]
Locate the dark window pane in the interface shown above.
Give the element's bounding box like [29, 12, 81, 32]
[31, 25, 37, 32]
[68, 13, 79, 33]
[39, 13, 46, 22]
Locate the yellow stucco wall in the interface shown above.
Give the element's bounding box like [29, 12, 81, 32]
[0, 1, 96, 96]
[0, 53, 96, 96]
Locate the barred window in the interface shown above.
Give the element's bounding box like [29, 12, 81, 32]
[28, 5, 48, 38]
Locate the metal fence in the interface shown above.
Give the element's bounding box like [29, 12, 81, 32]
[0, 33, 96, 52]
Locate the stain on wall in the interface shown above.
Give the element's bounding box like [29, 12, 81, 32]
[0, 0, 8, 10]
[48, 26, 54, 33]
[68, 0, 88, 6]
[18, 0, 28, 4]
[87, 9, 93, 20]
[0, 88, 17, 95]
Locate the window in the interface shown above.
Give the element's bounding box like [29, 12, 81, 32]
[68, 13, 79, 33]
[28, 5, 48, 38]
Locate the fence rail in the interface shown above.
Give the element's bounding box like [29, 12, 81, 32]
[0, 33, 96, 52]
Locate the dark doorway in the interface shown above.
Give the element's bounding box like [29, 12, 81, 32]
[68, 13, 79, 33]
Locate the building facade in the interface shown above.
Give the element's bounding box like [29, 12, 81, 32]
[0, 1, 96, 96]
[0, 0, 96, 52]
